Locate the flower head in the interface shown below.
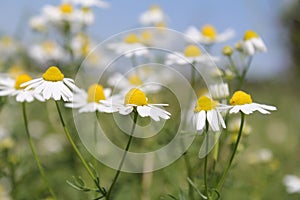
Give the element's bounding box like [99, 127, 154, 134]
[185, 24, 235, 45]
[101, 88, 171, 121]
[228, 90, 276, 114]
[65, 84, 116, 113]
[283, 175, 300, 194]
[0, 73, 44, 102]
[241, 30, 267, 55]
[193, 96, 226, 133]
[107, 33, 148, 58]
[21, 66, 79, 101]
[165, 45, 218, 65]
[139, 5, 166, 26]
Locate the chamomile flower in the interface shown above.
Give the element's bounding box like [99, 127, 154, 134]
[101, 88, 171, 121]
[65, 84, 117, 113]
[185, 24, 235, 45]
[241, 30, 267, 55]
[165, 45, 218, 65]
[71, 33, 93, 58]
[108, 33, 148, 58]
[76, 7, 95, 25]
[228, 91, 276, 115]
[29, 41, 66, 64]
[42, 3, 76, 24]
[193, 96, 226, 133]
[21, 66, 78, 101]
[64, 0, 109, 8]
[139, 5, 166, 26]
[0, 36, 18, 57]
[209, 83, 229, 100]
[0, 74, 44, 102]
[107, 72, 162, 94]
[283, 175, 300, 194]
[29, 15, 48, 32]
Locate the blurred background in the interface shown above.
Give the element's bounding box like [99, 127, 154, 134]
[0, 0, 299, 199]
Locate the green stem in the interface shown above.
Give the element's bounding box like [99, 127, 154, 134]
[228, 56, 240, 77]
[190, 62, 196, 90]
[203, 120, 210, 199]
[215, 112, 245, 192]
[55, 101, 102, 193]
[22, 103, 57, 199]
[106, 111, 138, 199]
[183, 150, 195, 200]
[238, 56, 253, 89]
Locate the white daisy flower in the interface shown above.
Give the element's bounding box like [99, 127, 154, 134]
[185, 24, 235, 45]
[139, 5, 166, 26]
[29, 15, 48, 32]
[71, 33, 93, 58]
[65, 84, 118, 113]
[107, 72, 162, 94]
[29, 41, 66, 64]
[241, 30, 267, 56]
[283, 175, 300, 194]
[193, 96, 226, 133]
[42, 3, 77, 23]
[21, 66, 79, 101]
[165, 45, 219, 65]
[209, 83, 229, 100]
[0, 36, 18, 57]
[101, 88, 171, 121]
[64, 0, 109, 8]
[107, 33, 148, 58]
[0, 74, 44, 102]
[76, 7, 95, 25]
[228, 90, 276, 115]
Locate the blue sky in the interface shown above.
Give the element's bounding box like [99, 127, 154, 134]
[0, 0, 294, 79]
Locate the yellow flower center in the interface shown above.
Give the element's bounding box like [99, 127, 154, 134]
[87, 84, 106, 103]
[124, 88, 148, 106]
[141, 31, 152, 42]
[81, 7, 91, 13]
[14, 74, 32, 90]
[201, 25, 217, 40]
[150, 5, 161, 12]
[42, 66, 64, 82]
[184, 45, 201, 57]
[230, 91, 253, 105]
[194, 96, 218, 112]
[42, 41, 55, 53]
[128, 75, 142, 85]
[155, 22, 166, 28]
[1, 36, 12, 47]
[243, 30, 259, 41]
[60, 3, 73, 14]
[124, 34, 140, 44]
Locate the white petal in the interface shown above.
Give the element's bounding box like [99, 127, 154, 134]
[229, 105, 242, 114]
[196, 111, 206, 131]
[207, 110, 219, 131]
[243, 41, 255, 56]
[137, 106, 151, 117]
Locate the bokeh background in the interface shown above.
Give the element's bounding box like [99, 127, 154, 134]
[0, 0, 299, 199]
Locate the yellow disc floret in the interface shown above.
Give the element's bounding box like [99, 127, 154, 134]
[60, 3, 73, 14]
[87, 84, 106, 103]
[42, 41, 55, 53]
[243, 30, 259, 41]
[124, 34, 140, 44]
[230, 91, 252, 105]
[42, 66, 64, 82]
[150, 5, 161, 12]
[194, 96, 217, 112]
[124, 88, 148, 106]
[1, 36, 12, 47]
[184, 45, 201, 57]
[14, 74, 32, 90]
[128, 75, 142, 86]
[201, 25, 217, 40]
